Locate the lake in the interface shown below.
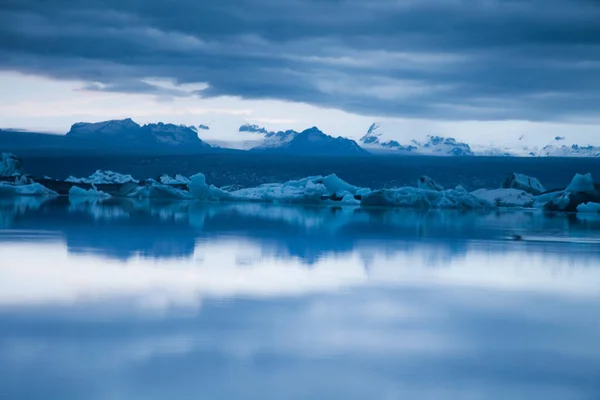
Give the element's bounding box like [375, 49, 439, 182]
[1, 197, 600, 399]
[18, 153, 600, 191]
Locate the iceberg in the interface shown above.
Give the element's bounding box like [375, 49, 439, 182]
[14, 175, 32, 185]
[341, 194, 360, 205]
[127, 183, 193, 199]
[0, 153, 23, 176]
[187, 173, 232, 200]
[68, 185, 111, 198]
[577, 202, 600, 214]
[66, 170, 139, 184]
[531, 190, 563, 209]
[227, 174, 367, 204]
[361, 187, 492, 209]
[186, 173, 368, 205]
[0, 182, 58, 197]
[417, 176, 444, 191]
[471, 188, 534, 208]
[565, 173, 596, 194]
[542, 173, 600, 212]
[546, 192, 571, 211]
[159, 174, 191, 185]
[501, 173, 545, 195]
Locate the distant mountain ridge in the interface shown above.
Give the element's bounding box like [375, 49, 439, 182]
[0, 118, 219, 155]
[360, 124, 473, 156]
[67, 119, 211, 149]
[248, 126, 368, 155]
[3, 118, 600, 158]
[239, 124, 299, 149]
[533, 144, 600, 158]
[359, 122, 600, 158]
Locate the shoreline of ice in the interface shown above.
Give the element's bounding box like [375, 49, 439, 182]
[1, 153, 599, 214]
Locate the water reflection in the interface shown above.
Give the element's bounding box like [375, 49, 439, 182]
[2, 197, 600, 263]
[1, 198, 600, 399]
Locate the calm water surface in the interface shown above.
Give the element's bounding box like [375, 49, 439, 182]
[1, 197, 600, 399]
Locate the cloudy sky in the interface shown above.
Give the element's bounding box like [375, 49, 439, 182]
[1, 0, 600, 146]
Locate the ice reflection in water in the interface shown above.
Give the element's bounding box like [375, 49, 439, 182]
[1, 197, 600, 399]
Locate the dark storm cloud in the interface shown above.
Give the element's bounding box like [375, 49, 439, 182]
[1, 0, 600, 120]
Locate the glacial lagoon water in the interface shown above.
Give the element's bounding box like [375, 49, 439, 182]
[1, 197, 600, 399]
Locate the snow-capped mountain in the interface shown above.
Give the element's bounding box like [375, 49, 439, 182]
[360, 124, 473, 156]
[360, 123, 417, 151]
[68, 118, 142, 139]
[239, 124, 299, 149]
[533, 144, 600, 158]
[251, 126, 368, 155]
[66, 119, 211, 149]
[360, 123, 383, 145]
[418, 136, 474, 156]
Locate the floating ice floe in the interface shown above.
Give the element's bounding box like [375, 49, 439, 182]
[226, 174, 367, 204]
[68, 185, 111, 198]
[127, 183, 194, 199]
[545, 192, 575, 212]
[0, 182, 58, 197]
[341, 194, 361, 205]
[186, 173, 367, 204]
[565, 173, 596, 194]
[542, 173, 599, 212]
[0, 153, 23, 176]
[66, 170, 139, 184]
[362, 186, 492, 209]
[2, 154, 599, 215]
[530, 190, 562, 209]
[577, 202, 600, 214]
[159, 174, 191, 185]
[471, 188, 534, 208]
[187, 173, 232, 200]
[14, 175, 33, 185]
[502, 173, 545, 195]
[359, 175, 491, 209]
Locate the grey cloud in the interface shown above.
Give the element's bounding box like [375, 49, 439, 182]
[1, 0, 600, 120]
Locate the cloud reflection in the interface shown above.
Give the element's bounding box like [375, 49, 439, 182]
[1, 198, 600, 399]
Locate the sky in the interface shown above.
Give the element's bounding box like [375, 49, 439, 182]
[1, 0, 600, 146]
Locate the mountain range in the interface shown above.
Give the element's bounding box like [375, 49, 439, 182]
[0, 119, 216, 155]
[66, 119, 212, 149]
[1, 118, 599, 157]
[361, 123, 475, 156]
[242, 125, 367, 155]
[359, 122, 599, 157]
[0, 119, 367, 156]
